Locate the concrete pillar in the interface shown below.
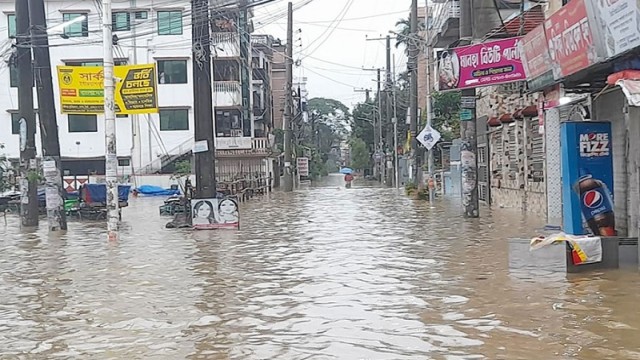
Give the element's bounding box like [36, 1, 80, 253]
[545, 107, 562, 227]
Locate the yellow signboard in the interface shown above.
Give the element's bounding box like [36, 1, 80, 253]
[57, 64, 158, 115]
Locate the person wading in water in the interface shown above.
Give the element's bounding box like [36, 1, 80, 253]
[344, 173, 354, 188]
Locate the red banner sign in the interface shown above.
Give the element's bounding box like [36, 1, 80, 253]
[544, 0, 600, 78]
[521, 24, 553, 80]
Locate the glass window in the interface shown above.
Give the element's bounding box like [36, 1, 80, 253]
[62, 13, 89, 38]
[157, 11, 182, 35]
[10, 113, 20, 135]
[7, 14, 16, 38]
[157, 60, 187, 84]
[159, 109, 189, 131]
[135, 11, 148, 20]
[64, 60, 128, 67]
[68, 114, 98, 132]
[112, 12, 130, 31]
[215, 109, 242, 137]
[118, 158, 131, 167]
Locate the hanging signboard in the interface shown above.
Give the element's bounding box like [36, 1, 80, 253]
[417, 125, 441, 150]
[544, 0, 602, 79]
[520, 24, 557, 91]
[297, 157, 310, 177]
[192, 197, 240, 230]
[586, 0, 640, 59]
[435, 37, 526, 92]
[57, 64, 158, 115]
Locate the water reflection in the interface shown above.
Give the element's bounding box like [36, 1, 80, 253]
[0, 174, 639, 359]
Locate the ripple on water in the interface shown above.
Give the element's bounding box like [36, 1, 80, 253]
[0, 176, 639, 359]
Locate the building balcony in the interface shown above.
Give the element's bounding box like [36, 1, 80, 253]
[251, 35, 273, 51]
[213, 81, 242, 107]
[212, 32, 240, 58]
[428, 0, 460, 48]
[252, 68, 267, 83]
[215, 137, 272, 157]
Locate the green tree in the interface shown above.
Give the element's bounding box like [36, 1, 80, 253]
[430, 91, 461, 142]
[395, 17, 425, 55]
[349, 137, 370, 171]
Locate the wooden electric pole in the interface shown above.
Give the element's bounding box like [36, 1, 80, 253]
[282, 2, 294, 192]
[15, 0, 39, 227]
[460, 0, 479, 217]
[29, 0, 67, 231]
[192, 0, 217, 198]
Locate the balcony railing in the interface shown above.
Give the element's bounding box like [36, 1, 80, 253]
[428, 0, 460, 43]
[213, 81, 242, 107]
[212, 32, 240, 57]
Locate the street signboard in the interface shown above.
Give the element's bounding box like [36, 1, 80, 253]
[297, 157, 309, 177]
[460, 109, 473, 121]
[460, 96, 476, 109]
[417, 125, 441, 150]
[57, 64, 158, 115]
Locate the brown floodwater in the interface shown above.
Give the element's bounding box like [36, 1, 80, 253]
[1, 174, 640, 359]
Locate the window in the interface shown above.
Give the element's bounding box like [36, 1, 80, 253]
[159, 109, 189, 131]
[64, 60, 128, 67]
[135, 11, 148, 20]
[157, 60, 187, 84]
[62, 13, 89, 38]
[118, 158, 131, 167]
[116, 114, 128, 118]
[214, 60, 240, 81]
[10, 113, 20, 135]
[157, 11, 182, 35]
[7, 14, 16, 38]
[215, 109, 242, 137]
[68, 114, 97, 132]
[112, 12, 130, 31]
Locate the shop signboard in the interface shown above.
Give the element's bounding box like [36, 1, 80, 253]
[297, 157, 310, 177]
[544, 0, 603, 79]
[561, 122, 616, 236]
[435, 37, 526, 91]
[520, 24, 557, 91]
[586, 0, 640, 59]
[57, 64, 158, 115]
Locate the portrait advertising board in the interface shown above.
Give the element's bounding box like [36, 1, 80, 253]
[436, 37, 526, 92]
[192, 197, 240, 230]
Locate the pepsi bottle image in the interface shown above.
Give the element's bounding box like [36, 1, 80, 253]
[573, 169, 616, 236]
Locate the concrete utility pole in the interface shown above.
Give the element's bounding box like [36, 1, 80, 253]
[385, 35, 393, 187]
[282, 2, 294, 192]
[192, 0, 217, 199]
[103, 0, 119, 240]
[29, 0, 67, 232]
[131, 0, 142, 177]
[354, 88, 371, 103]
[409, 0, 420, 184]
[15, 0, 39, 227]
[392, 54, 399, 189]
[459, 0, 480, 217]
[425, 2, 434, 204]
[376, 68, 384, 183]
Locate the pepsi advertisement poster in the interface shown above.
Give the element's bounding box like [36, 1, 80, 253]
[561, 122, 616, 236]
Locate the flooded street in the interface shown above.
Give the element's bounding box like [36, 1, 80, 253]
[2, 174, 640, 359]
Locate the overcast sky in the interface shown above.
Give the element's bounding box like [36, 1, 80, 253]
[255, 0, 415, 108]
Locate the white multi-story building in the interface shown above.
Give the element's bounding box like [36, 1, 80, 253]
[0, 0, 274, 181]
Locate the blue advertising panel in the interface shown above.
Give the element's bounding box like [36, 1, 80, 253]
[561, 122, 616, 236]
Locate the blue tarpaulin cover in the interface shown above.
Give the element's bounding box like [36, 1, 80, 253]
[137, 185, 181, 196]
[81, 184, 131, 204]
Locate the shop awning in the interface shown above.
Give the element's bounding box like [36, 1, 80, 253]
[487, 117, 501, 127]
[513, 105, 538, 119]
[484, 5, 545, 38]
[500, 113, 514, 123]
[607, 70, 640, 106]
